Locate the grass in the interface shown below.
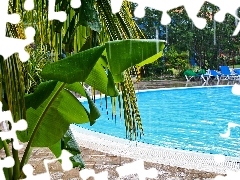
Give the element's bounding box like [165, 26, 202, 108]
[229, 64, 240, 68]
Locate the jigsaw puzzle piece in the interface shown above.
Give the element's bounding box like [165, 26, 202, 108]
[207, 0, 240, 35]
[42, 149, 73, 176]
[116, 159, 158, 180]
[110, 0, 123, 14]
[183, 0, 207, 29]
[0, 102, 28, 150]
[111, 0, 206, 27]
[48, 0, 67, 22]
[0, 27, 35, 62]
[208, 0, 240, 22]
[134, 2, 147, 18]
[24, 0, 34, 11]
[55, 149, 73, 171]
[0, 0, 20, 37]
[0, 118, 28, 150]
[22, 164, 50, 180]
[131, 0, 184, 24]
[130, 0, 205, 26]
[79, 169, 108, 180]
[0, 156, 15, 180]
[233, 23, 240, 36]
[0, 0, 35, 62]
[70, 0, 81, 9]
[22, 150, 73, 179]
[151, 0, 185, 25]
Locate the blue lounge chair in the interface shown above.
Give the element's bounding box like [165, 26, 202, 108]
[234, 69, 240, 81]
[219, 66, 237, 80]
[201, 69, 221, 83]
[209, 69, 221, 81]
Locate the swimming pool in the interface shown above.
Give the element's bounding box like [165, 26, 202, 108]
[77, 85, 240, 157]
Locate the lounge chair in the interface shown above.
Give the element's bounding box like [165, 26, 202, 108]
[200, 69, 221, 83]
[219, 66, 237, 80]
[233, 69, 240, 81]
[184, 69, 201, 82]
[208, 69, 221, 81]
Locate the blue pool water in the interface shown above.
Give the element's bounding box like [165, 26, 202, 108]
[77, 86, 240, 157]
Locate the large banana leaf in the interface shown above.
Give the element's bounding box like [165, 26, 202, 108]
[85, 60, 119, 97]
[17, 81, 90, 147]
[65, 82, 101, 125]
[105, 39, 165, 82]
[41, 39, 165, 85]
[41, 45, 105, 83]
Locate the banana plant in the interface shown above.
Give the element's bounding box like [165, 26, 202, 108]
[1, 38, 164, 179]
[18, 39, 163, 175]
[0, 0, 165, 179]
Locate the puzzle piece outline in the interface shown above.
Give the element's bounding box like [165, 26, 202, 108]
[111, 0, 240, 36]
[22, 150, 74, 179]
[0, 102, 28, 150]
[0, 0, 36, 62]
[79, 169, 109, 180]
[1, 0, 240, 179]
[116, 159, 158, 180]
[0, 156, 15, 180]
[48, 0, 81, 22]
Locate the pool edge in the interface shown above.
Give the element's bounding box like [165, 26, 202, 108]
[70, 124, 240, 175]
[78, 84, 233, 102]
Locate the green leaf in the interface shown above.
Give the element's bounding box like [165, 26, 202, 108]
[79, 37, 92, 52]
[49, 129, 85, 169]
[78, 0, 102, 32]
[137, 51, 163, 67]
[2, 98, 8, 111]
[64, 82, 86, 97]
[107, 70, 118, 96]
[61, 129, 85, 169]
[62, 14, 78, 44]
[49, 140, 62, 158]
[0, 139, 11, 151]
[65, 83, 100, 125]
[41, 45, 105, 84]
[85, 60, 119, 97]
[17, 81, 90, 147]
[105, 39, 165, 82]
[3, 168, 10, 180]
[99, 54, 108, 68]
[0, 138, 3, 150]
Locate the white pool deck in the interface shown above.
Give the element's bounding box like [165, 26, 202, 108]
[70, 125, 240, 175]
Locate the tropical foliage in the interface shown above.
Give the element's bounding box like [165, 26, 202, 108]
[164, 47, 189, 77]
[0, 0, 165, 179]
[134, 2, 240, 77]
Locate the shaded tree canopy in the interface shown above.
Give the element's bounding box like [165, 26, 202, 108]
[133, 2, 240, 70]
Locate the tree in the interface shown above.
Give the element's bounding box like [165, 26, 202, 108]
[134, 2, 240, 71]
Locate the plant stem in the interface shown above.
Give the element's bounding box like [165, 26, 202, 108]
[20, 82, 66, 169]
[3, 140, 13, 179]
[12, 147, 20, 180]
[3, 140, 11, 156]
